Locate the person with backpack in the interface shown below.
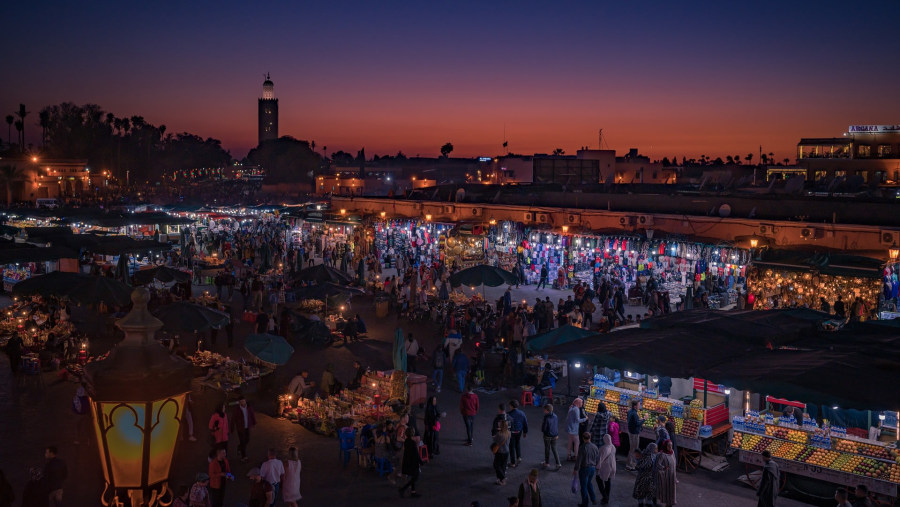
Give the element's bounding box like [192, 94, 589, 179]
[432, 344, 446, 393]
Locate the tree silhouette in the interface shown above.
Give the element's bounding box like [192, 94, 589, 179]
[552, 148, 565, 156]
[4, 115, 12, 147]
[783, 158, 790, 166]
[15, 104, 28, 150]
[745, 153, 753, 165]
[245, 136, 321, 185]
[734, 155, 741, 165]
[726, 155, 734, 164]
[38, 110, 50, 147]
[0, 164, 25, 207]
[440, 142, 454, 158]
[14, 121, 23, 152]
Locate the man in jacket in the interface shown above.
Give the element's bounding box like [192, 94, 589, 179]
[573, 432, 599, 507]
[566, 398, 588, 461]
[452, 351, 470, 393]
[507, 400, 529, 467]
[589, 402, 611, 447]
[626, 400, 645, 470]
[541, 404, 561, 470]
[43, 446, 67, 507]
[492, 404, 509, 436]
[459, 387, 479, 446]
[756, 450, 779, 507]
[231, 396, 257, 462]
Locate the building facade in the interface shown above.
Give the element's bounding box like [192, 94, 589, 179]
[257, 74, 279, 145]
[798, 125, 900, 186]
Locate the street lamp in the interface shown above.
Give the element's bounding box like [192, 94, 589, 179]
[85, 288, 192, 507]
[889, 244, 899, 261]
[749, 238, 759, 249]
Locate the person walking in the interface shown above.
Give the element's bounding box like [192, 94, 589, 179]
[247, 468, 273, 507]
[655, 440, 677, 507]
[398, 434, 424, 498]
[424, 395, 443, 457]
[540, 404, 561, 470]
[432, 344, 445, 393]
[492, 420, 511, 485]
[459, 386, 479, 446]
[589, 402, 611, 448]
[405, 334, 419, 373]
[260, 448, 285, 507]
[281, 447, 302, 507]
[517, 469, 542, 507]
[596, 434, 616, 505]
[654, 415, 670, 449]
[632, 443, 658, 506]
[626, 400, 644, 470]
[231, 396, 256, 463]
[189, 473, 211, 507]
[492, 403, 509, 436]
[207, 448, 232, 507]
[209, 403, 230, 451]
[757, 450, 780, 507]
[566, 398, 588, 461]
[43, 446, 67, 507]
[537, 264, 549, 291]
[507, 400, 528, 467]
[452, 351, 470, 393]
[573, 432, 599, 507]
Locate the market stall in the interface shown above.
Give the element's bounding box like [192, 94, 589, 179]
[731, 408, 900, 497]
[192, 351, 273, 393]
[280, 369, 426, 436]
[585, 373, 731, 472]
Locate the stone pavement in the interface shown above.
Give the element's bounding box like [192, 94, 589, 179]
[0, 269, 818, 506]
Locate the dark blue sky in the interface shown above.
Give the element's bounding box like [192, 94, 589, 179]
[3, 1, 899, 159]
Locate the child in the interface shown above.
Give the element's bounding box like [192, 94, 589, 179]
[608, 416, 621, 451]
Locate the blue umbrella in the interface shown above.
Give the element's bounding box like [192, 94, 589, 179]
[244, 333, 295, 366]
[393, 327, 407, 372]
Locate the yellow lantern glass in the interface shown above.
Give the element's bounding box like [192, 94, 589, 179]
[749, 238, 758, 248]
[92, 394, 186, 490]
[890, 247, 899, 261]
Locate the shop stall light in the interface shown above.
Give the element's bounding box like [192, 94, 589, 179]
[724, 389, 731, 395]
[750, 238, 759, 249]
[879, 413, 886, 421]
[573, 361, 582, 368]
[562, 225, 569, 233]
[380, 211, 386, 218]
[651, 376, 658, 383]
[489, 218, 496, 225]
[890, 245, 900, 261]
[425, 214, 432, 221]
[832, 405, 839, 410]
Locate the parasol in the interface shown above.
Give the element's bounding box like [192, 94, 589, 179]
[133, 265, 192, 285]
[244, 333, 294, 366]
[153, 301, 230, 333]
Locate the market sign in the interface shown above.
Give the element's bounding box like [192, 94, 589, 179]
[848, 125, 900, 134]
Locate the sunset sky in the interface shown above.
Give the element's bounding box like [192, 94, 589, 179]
[3, 1, 899, 161]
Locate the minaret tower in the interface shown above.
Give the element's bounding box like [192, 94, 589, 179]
[258, 73, 278, 145]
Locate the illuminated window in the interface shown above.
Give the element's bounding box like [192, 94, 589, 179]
[814, 170, 827, 181]
[857, 145, 871, 158]
[878, 145, 893, 158]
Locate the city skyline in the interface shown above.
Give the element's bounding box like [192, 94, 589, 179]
[3, 1, 900, 161]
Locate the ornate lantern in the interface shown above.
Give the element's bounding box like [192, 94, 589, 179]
[85, 288, 193, 507]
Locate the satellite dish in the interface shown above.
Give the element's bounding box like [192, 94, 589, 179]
[718, 204, 732, 218]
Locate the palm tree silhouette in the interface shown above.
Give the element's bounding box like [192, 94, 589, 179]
[14, 121, 23, 153]
[0, 164, 25, 207]
[15, 104, 29, 149]
[4, 115, 12, 147]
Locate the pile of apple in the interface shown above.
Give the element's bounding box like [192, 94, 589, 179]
[680, 419, 700, 438]
[642, 398, 671, 414]
[853, 457, 890, 479]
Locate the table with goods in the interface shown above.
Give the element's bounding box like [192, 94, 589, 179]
[192, 351, 273, 392]
[731, 412, 899, 497]
[280, 370, 420, 437]
[586, 376, 731, 472]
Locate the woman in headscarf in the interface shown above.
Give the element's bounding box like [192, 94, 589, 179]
[595, 433, 616, 504]
[423, 395, 442, 457]
[655, 439, 677, 506]
[632, 442, 657, 506]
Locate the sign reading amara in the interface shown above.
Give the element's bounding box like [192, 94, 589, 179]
[848, 125, 900, 133]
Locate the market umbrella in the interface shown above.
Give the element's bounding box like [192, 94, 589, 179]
[12, 271, 86, 298]
[295, 264, 354, 285]
[393, 327, 407, 372]
[244, 333, 294, 366]
[152, 301, 230, 333]
[133, 265, 192, 285]
[526, 324, 597, 352]
[449, 264, 517, 288]
[290, 282, 364, 301]
[66, 275, 133, 307]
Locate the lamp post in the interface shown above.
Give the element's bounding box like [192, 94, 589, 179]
[889, 244, 899, 262]
[85, 288, 193, 507]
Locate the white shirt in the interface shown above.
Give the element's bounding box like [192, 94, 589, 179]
[406, 339, 419, 356]
[260, 458, 285, 485]
[240, 406, 249, 427]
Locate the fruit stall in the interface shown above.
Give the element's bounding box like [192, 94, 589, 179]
[731, 411, 900, 497]
[586, 378, 731, 472]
